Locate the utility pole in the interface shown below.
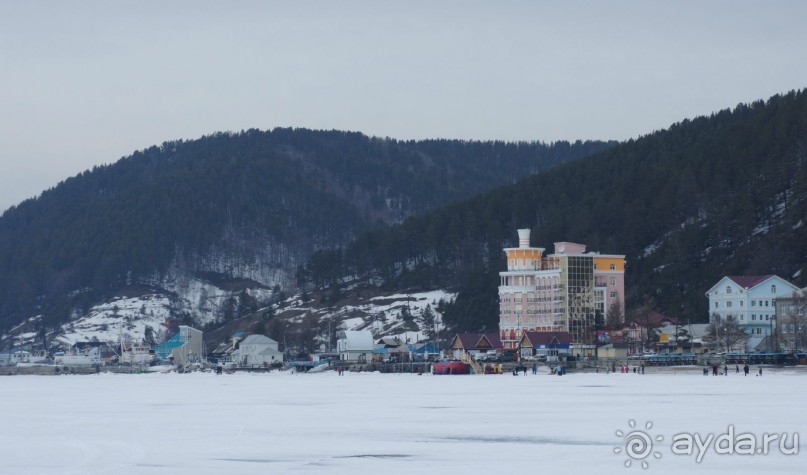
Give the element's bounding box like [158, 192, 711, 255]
[715, 314, 721, 353]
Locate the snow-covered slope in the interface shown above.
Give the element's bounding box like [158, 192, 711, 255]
[56, 295, 172, 347]
[5, 281, 454, 352]
[3, 271, 275, 349]
[275, 289, 456, 345]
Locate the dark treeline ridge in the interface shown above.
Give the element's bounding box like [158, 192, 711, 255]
[0, 128, 611, 333]
[304, 90, 807, 331]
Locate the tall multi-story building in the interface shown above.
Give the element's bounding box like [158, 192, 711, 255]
[706, 275, 799, 351]
[775, 287, 807, 351]
[498, 229, 625, 348]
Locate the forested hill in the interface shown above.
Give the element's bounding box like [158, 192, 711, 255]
[0, 128, 611, 333]
[302, 90, 807, 330]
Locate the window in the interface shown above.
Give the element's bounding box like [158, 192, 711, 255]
[740, 315, 744, 321]
[593, 264, 598, 270]
[765, 300, 769, 307]
[726, 286, 732, 294]
[610, 292, 617, 299]
[752, 315, 756, 321]
[740, 301, 743, 307]
[751, 300, 756, 307]
[610, 277, 616, 286]
[727, 301, 733, 308]
[610, 264, 616, 270]
[771, 285, 777, 294]
[714, 302, 719, 308]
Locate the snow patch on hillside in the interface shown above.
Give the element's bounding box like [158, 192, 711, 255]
[56, 295, 173, 346]
[147, 272, 273, 326]
[278, 289, 456, 345]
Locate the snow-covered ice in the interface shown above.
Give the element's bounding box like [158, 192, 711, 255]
[0, 369, 804, 474]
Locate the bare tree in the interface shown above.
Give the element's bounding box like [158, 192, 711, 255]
[606, 299, 625, 329]
[628, 297, 661, 354]
[704, 314, 748, 352]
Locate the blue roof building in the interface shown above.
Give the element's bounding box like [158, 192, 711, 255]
[153, 326, 204, 365]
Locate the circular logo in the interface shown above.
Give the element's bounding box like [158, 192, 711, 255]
[614, 419, 663, 469]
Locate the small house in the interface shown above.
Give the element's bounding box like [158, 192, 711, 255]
[449, 333, 503, 359]
[517, 331, 572, 362]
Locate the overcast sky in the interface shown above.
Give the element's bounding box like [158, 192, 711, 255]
[2, 1, 806, 212]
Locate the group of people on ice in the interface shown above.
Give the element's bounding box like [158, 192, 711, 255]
[704, 363, 762, 376]
[606, 363, 644, 374]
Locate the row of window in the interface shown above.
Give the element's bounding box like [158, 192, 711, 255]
[714, 299, 773, 308]
[719, 314, 774, 322]
[780, 324, 806, 333]
[741, 314, 772, 321]
[722, 285, 777, 295]
[501, 308, 562, 315]
[500, 278, 563, 289]
[502, 292, 563, 302]
[592, 264, 618, 270]
[779, 304, 806, 315]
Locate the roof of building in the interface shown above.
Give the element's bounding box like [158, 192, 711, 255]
[520, 331, 573, 346]
[257, 347, 283, 356]
[452, 333, 503, 350]
[376, 337, 404, 348]
[337, 330, 374, 350]
[727, 275, 775, 289]
[240, 334, 278, 346]
[553, 242, 587, 254]
[410, 341, 439, 353]
[630, 311, 679, 327]
[153, 336, 186, 358]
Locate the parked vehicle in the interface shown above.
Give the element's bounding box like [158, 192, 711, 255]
[500, 350, 518, 362]
[477, 353, 499, 362]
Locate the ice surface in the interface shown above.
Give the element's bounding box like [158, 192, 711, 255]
[0, 369, 804, 474]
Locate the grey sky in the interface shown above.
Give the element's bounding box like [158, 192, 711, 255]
[2, 1, 806, 212]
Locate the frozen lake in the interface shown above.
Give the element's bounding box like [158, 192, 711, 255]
[1, 368, 804, 474]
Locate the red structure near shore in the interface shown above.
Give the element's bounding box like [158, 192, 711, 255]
[433, 361, 470, 375]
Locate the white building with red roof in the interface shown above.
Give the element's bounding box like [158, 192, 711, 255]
[706, 275, 799, 350]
